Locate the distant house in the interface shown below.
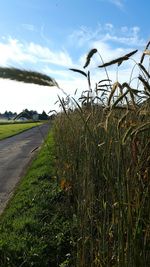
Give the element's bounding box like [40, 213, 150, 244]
[16, 117, 29, 122]
[0, 115, 6, 121]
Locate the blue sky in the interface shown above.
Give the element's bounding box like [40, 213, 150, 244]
[0, 0, 149, 113]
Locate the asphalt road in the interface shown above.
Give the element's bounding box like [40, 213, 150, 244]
[0, 123, 50, 214]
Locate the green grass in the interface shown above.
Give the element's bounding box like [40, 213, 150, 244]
[0, 122, 43, 140]
[0, 132, 73, 267]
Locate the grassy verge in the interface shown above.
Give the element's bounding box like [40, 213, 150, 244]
[0, 122, 43, 140]
[0, 131, 73, 267]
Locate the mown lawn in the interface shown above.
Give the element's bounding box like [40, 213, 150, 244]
[0, 122, 43, 140]
[0, 132, 73, 267]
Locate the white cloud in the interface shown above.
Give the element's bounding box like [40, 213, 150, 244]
[0, 23, 148, 113]
[0, 37, 35, 66]
[28, 43, 72, 66]
[0, 37, 73, 67]
[0, 24, 145, 71]
[69, 24, 145, 48]
[69, 25, 102, 47]
[0, 37, 75, 113]
[68, 23, 145, 85]
[68, 23, 147, 96]
[101, 32, 144, 47]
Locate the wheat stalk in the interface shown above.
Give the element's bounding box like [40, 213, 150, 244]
[0, 67, 59, 87]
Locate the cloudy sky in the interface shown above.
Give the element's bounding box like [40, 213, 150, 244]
[0, 0, 149, 113]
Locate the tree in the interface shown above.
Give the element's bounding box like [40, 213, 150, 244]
[39, 111, 49, 120]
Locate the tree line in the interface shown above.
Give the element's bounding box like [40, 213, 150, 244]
[0, 109, 49, 120]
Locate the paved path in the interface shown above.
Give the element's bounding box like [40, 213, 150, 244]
[0, 123, 50, 214]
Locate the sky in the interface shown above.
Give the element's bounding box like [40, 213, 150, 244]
[0, 0, 149, 114]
